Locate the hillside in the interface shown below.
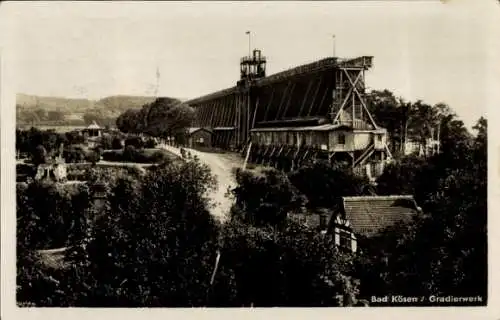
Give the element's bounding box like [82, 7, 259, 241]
[16, 93, 95, 113]
[16, 93, 174, 126]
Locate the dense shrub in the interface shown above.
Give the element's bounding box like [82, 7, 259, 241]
[64, 146, 88, 163]
[32, 145, 48, 165]
[98, 135, 113, 150]
[145, 138, 157, 149]
[111, 137, 123, 150]
[124, 137, 144, 149]
[102, 148, 171, 164]
[288, 160, 369, 210]
[231, 168, 306, 228]
[213, 220, 360, 307]
[85, 151, 101, 164]
[17, 182, 91, 250]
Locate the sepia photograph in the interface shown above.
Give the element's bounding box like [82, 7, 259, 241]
[1, 0, 499, 316]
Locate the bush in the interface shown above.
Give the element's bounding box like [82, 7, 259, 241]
[102, 148, 171, 164]
[85, 151, 101, 164]
[98, 135, 113, 150]
[125, 137, 144, 149]
[145, 138, 157, 149]
[17, 181, 91, 250]
[32, 145, 48, 165]
[64, 146, 87, 163]
[111, 137, 123, 150]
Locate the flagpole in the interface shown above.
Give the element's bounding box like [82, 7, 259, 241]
[332, 34, 336, 57]
[246, 31, 251, 57]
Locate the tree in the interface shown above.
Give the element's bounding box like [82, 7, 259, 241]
[115, 98, 194, 141]
[231, 168, 306, 227]
[376, 155, 428, 196]
[32, 145, 48, 165]
[288, 161, 369, 210]
[214, 220, 360, 307]
[357, 117, 487, 305]
[66, 159, 219, 307]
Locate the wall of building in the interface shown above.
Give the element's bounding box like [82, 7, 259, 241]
[189, 130, 212, 148]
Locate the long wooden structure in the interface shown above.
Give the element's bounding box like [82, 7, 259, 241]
[185, 50, 392, 179]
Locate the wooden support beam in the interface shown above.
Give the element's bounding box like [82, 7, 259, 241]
[197, 106, 204, 127]
[222, 99, 229, 126]
[211, 101, 217, 127]
[209, 101, 216, 127]
[263, 87, 275, 122]
[204, 105, 211, 126]
[279, 82, 296, 120]
[251, 97, 260, 129]
[298, 79, 314, 117]
[306, 76, 323, 116]
[332, 70, 362, 124]
[314, 85, 330, 117]
[218, 100, 224, 127]
[275, 81, 292, 120]
[235, 96, 240, 145]
[344, 69, 378, 128]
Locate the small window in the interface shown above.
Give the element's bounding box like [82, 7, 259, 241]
[377, 135, 382, 142]
[339, 230, 351, 248]
[338, 133, 346, 145]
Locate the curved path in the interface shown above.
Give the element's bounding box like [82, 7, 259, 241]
[159, 144, 243, 222]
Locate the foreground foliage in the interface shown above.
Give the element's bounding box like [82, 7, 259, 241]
[17, 115, 487, 306]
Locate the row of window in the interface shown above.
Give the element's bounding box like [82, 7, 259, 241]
[252, 131, 346, 146]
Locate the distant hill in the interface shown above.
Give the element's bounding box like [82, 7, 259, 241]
[16, 93, 95, 113]
[16, 93, 175, 126]
[95, 95, 158, 115]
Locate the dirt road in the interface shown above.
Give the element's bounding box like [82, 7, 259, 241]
[160, 144, 243, 222]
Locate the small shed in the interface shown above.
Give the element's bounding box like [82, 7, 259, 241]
[188, 127, 213, 148]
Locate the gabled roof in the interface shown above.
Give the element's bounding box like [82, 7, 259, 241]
[341, 195, 421, 237]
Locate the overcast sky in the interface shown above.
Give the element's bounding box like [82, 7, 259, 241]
[2, 0, 499, 128]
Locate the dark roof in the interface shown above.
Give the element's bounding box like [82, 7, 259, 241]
[341, 195, 420, 237]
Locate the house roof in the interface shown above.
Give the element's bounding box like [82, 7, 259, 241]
[250, 124, 345, 132]
[341, 195, 421, 237]
[213, 127, 235, 131]
[188, 127, 213, 135]
[87, 121, 101, 129]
